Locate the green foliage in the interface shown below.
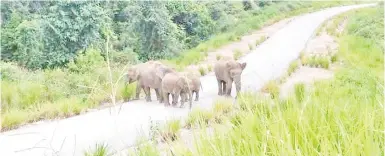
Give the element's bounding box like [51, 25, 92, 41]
[233, 49, 243, 60]
[198, 66, 206, 76]
[143, 7, 384, 154]
[134, 1, 184, 61]
[0, 1, 359, 130]
[288, 60, 300, 76]
[159, 119, 181, 142]
[261, 80, 280, 99]
[294, 83, 306, 103]
[67, 47, 106, 73]
[186, 108, 214, 128]
[84, 143, 111, 156]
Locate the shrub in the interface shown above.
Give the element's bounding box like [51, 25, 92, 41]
[288, 60, 300, 76]
[233, 49, 243, 60]
[248, 43, 254, 50]
[216, 54, 222, 60]
[207, 65, 213, 72]
[159, 119, 181, 142]
[199, 66, 207, 76]
[186, 108, 214, 128]
[261, 80, 280, 99]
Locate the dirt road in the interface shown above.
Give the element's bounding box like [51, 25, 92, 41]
[0, 3, 376, 156]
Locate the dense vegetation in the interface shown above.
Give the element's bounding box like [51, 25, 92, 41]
[0, 1, 361, 130]
[130, 5, 383, 155]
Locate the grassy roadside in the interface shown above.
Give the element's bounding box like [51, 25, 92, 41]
[127, 5, 384, 156]
[163, 1, 364, 70]
[0, 1, 366, 131]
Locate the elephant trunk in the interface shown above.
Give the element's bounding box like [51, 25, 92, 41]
[189, 90, 193, 109]
[234, 76, 242, 96]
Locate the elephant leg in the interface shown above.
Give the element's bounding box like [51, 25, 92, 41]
[172, 93, 180, 107]
[144, 87, 151, 102]
[180, 93, 186, 106]
[179, 92, 184, 103]
[155, 88, 161, 101]
[163, 93, 170, 107]
[217, 79, 223, 95]
[222, 81, 227, 96]
[195, 91, 199, 101]
[185, 92, 190, 102]
[134, 83, 141, 100]
[177, 92, 185, 108]
[225, 80, 233, 97]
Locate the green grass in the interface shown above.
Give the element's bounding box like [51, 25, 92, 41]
[207, 65, 213, 72]
[255, 36, 268, 46]
[164, 1, 361, 69]
[1, 51, 137, 130]
[159, 119, 182, 142]
[233, 49, 243, 60]
[198, 66, 207, 76]
[248, 43, 254, 51]
[215, 54, 222, 60]
[302, 55, 330, 69]
[0, 1, 364, 130]
[138, 6, 384, 155]
[84, 143, 111, 156]
[185, 108, 214, 128]
[294, 82, 306, 103]
[288, 60, 300, 76]
[261, 80, 280, 99]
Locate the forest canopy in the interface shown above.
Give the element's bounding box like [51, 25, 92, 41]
[0, 1, 294, 69]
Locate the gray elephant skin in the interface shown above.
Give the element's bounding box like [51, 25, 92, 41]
[179, 71, 202, 103]
[126, 61, 173, 102]
[161, 72, 193, 109]
[214, 57, 247, 97]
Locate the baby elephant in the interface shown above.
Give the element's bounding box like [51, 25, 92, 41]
[214, 57, 247, 97]
[179, 72, 202, 103]
[161, 72, 193, 109]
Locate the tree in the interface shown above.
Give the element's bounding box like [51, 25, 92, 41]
[134, 1, 183, 61]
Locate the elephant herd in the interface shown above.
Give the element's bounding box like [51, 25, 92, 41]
[125, 57, 247, 109]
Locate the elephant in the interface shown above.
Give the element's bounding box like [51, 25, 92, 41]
[126, 61, 173, 102]
[161, 72, 193, 109]
[214, 58, 247, 97]
[179, 72, 202, 102]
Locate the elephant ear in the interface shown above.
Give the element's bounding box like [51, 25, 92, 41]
[155, 65, 173, 78]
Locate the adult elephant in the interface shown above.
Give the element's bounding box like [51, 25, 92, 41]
[214, 57, 247, 97]
[126, 61, 173, 102]
[161, 72, 193, 109]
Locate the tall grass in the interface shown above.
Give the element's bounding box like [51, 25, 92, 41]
[165, 1, 362, 69]
[0, 1, 364, 130]
[187, 6, 384, 155]
[137, 6, 384, 155]
[1, 49, 137, 130]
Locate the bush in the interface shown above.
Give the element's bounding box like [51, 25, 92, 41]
[233, 49, 243, 60]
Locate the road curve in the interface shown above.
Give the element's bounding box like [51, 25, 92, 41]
[0, 3, 377, 156]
